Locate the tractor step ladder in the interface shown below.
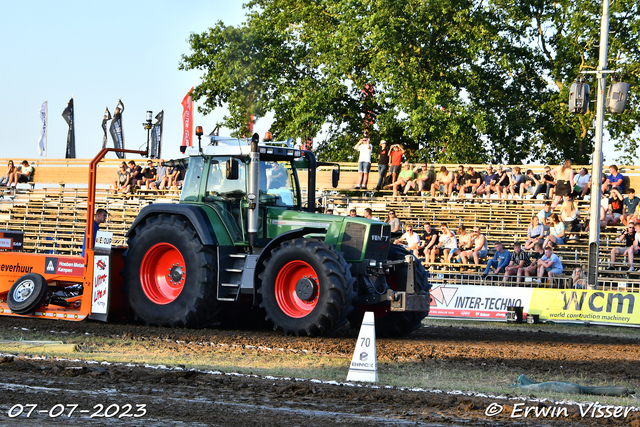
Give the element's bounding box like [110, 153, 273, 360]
[218, 253, 246, 301]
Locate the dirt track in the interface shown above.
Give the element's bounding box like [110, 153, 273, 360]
[0, 317, 638, 426]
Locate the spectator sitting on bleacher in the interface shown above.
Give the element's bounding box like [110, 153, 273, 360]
[524, 216, 545, 250]
[537, 245, 563, 284]
[450, 225, 472, 263]
[494, 166, 510, 200]
[385, 210, 402, 233]
[607, 221, 636, 271]
[517, 241, 544, 285]
[481, 241, 511, 279]
[602, 164, 624, 195]
[141, 160, 157, 190]
[572, 266, 587, 289]
[349, 208, 357, 217]
[559, 195, 580, 239]
[584, 196, 609, 232]
[460, 226, 488, 265]
[503, 242, 530, 285]
[625, 223, 640, 272]
[113, 161, 130, 194]
[537, 201, 553, 228]
[542, 165, 555, 199]
[476, 165, 497, 198]
[453, 165, 466, 194]
[6, 160, 34, 188]
[622, 189, 640, 226]
[363, 208, 379, 220]
[607, 189, 624, 226]
[127, 160, 142, 190]
[150, 159, 166, 190]
[431, 166, 454, 198]
[385, 162, 414, 199]
[404, 163, 430, 195]
[543, 213, 565, 248]
[414, 222, 439, 262]
[159, 165, 178, 190]
[0, 160, 15, 186]
[393, 224, 420, 252]
[525, 169, 545, 199]
[573, 168, 591, 199]
[430, 222, 457, 268]
[507, 166, 526, 200]
[458, 166, 481, 199]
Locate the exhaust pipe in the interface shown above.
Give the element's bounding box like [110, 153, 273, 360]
[247, 133, 260, 248]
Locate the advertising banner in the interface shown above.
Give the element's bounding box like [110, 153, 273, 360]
[110, 100, 125, 159]
[61, 98, 75, 158]
[530, 288, 639, 325]
[181, 87, 193, 150]
[38, 101, 47, 157]
[429, 284, 533, 320]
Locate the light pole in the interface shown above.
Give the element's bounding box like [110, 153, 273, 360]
[142, 110, 153, 157]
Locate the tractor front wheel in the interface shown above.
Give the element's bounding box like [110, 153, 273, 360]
[258, 239, 355, 336]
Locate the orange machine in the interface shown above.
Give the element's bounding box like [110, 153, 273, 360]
[0, 148, 146, 322]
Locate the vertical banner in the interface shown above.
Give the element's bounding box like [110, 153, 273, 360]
[61, 97, 76, 159]
[109, 100, 125, 159]
[101, 107, 112, 149]
[38, 101, 47, 157]
[181, 87, 193, 152]
[150, 110, 164, 159]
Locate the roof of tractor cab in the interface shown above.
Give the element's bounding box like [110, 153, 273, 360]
[186, 140, 302, 158]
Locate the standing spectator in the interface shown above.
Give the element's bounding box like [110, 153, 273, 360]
[537, 246, 564, 284]
[354, 136, 372, 189]
[386, 162, 414, 199]
[460, 226, 488, 265]
[374, 140, 389, 190]
[573, 168, 591, 199]
[0, 160, 15, 186]
[113, 161, 130, 194]
[503, 242, 530, 285]
[386, 210, 402, 233]
[127, 160, 142, 190]
[430, 223, 457, 267]
[524, 216, 545, 250]
[517, 242, 544, 285]
[476, 166, 498, 198]
[525, 169, 546, 199]
[458, 166, 482, 198]
[141, 160, 157, 189]
[622, 189, 640, 226]
[507, 166, 526, 199]
[6, 160, 34, 187]
[602, 164, 625, 195]
[415, 222, 439, 262]
[543, 213, 566, 248]
[607, 222, 636, 270]
[559, 195, 580, 238]
[431, 166, 454, 198]
[481, 241, 511, 279]
[551, 160, 575, 208]
[393, 224, 420, 251]
[542, 165, 556, 199]
[150, 159, 167, 190]
[388, 144, 405, 183]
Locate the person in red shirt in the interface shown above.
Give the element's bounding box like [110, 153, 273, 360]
[388, 144, 405, 183]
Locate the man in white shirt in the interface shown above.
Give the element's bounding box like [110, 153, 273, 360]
[574, 168, 591, 199]
[354, 136, 372, 189]
[394, 225, 420, 251]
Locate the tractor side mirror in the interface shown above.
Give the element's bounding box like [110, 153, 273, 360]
[332, 169, 340, 188]
[226, 159, 239, 180]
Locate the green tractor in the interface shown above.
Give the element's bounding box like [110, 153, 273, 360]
[122, 134, 430, 337]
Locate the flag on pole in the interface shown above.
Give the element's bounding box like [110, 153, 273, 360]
[38, 101, 48, 157]
[101, 107, 112, 149]
[61, 97, 76, 158]
[150, 110, 164, 159]
[181, 87, 193, 152]
[109, 100, 125, 159]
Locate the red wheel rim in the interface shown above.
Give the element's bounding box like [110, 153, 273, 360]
[275, 260, 319, 318]
[140, 243, 186, 305]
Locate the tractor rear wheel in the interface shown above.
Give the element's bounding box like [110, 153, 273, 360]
[122, 214, 218, 328]
[349, 245, 430, 337]
[7, 273, 48, 315]
[258, 239, 355, 336]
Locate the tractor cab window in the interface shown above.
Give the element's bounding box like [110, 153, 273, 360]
[204, 156, 247, 202]
[260, 160, 297, 207]
[179, 157, 203, 202]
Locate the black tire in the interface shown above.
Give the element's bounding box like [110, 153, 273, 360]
[349, 245, 430, 338]
[8, 273, 48, 315]
[258, 238, 356, 337]
[122, 214, 219, 328]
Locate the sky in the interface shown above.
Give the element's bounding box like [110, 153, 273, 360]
[0, 1, 618, 164]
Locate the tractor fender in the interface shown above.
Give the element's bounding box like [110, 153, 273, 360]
[126, 204, 218, 246]
[253, 227, 326, 299]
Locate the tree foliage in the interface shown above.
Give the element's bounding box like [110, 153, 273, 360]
[179, 0, 640, 164]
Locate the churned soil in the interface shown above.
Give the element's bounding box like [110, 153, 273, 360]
[0, 317, 638, 426]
